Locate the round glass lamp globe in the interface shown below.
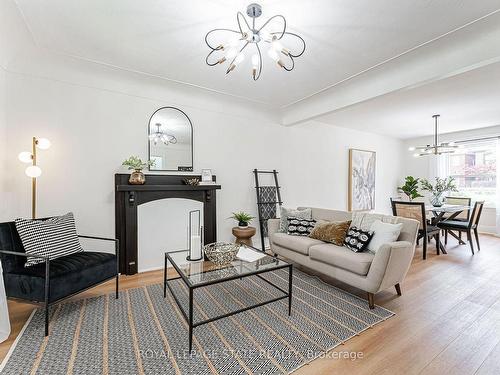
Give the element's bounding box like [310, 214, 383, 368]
[25, 165, 42, 178]
[36, 138, 51, 150]
[18, 151, 33, 163]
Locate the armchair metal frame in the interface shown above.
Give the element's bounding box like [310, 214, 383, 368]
[0, 235, 119, 336]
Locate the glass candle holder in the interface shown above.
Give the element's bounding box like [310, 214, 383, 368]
[187, 209, 203, 261]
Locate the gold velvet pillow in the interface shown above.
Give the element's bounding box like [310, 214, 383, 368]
[309, 220, 352, 246]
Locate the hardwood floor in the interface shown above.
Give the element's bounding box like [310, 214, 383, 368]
[1, 235, 500, 374]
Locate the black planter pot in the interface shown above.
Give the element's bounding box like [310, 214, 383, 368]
[238, 221, 249, 229]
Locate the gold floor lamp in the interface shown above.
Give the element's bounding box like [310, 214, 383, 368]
[18, 137, 51, 219]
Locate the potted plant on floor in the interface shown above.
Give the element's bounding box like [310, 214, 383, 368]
[122, 156, 155, 185]
[230, 211, 255, 229]
[421, 177, 458, 207]
[398, 176, 424, 201]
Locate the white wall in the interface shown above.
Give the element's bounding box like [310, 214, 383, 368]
[403, 126, 500, 234]
[2, 64, 404, 254]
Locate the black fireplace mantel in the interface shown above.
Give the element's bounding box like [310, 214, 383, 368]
[114, 174, 221, 274]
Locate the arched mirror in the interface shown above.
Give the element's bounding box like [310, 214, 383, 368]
[148, 107, 193, 171]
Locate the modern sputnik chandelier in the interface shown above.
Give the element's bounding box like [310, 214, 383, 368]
[205, 3, 306, 81]
[149, 123, 177, 146]
[409, 115, 460, 157]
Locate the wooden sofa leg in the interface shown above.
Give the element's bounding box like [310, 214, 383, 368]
[367, 292, 375, 309]
[395, 283, 402, 296]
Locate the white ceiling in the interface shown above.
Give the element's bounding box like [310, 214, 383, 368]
[13, 0, 500, 107]
[316, 61, 500, 139]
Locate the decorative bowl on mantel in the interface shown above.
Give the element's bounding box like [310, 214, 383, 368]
[203, 242, 240, 266]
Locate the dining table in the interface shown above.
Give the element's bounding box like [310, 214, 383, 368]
[425, 204, 471, 253]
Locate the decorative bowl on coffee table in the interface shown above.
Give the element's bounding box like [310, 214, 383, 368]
[203, 242, 240, 266]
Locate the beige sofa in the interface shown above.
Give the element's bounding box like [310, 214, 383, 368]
[268, 207, 419, 308]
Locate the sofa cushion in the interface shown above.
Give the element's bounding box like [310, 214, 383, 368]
[309, 220, 351, 246]
[279, 207, 312, 233]
[287, 217, 316, 236]
[15, 213, 83, 266]
[272, 233, 324, 255]
[309, 243, 375, 276]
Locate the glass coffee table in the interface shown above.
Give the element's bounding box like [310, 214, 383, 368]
[163, 244, 292, 352]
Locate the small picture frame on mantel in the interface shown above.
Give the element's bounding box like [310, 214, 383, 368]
[199, 169, 215, 185]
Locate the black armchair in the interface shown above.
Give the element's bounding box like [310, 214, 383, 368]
[0, 221, 119, 336]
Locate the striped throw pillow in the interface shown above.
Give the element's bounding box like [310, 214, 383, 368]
[15, 212, 83, 267]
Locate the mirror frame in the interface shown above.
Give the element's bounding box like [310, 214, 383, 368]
[147, 106, 194, 172]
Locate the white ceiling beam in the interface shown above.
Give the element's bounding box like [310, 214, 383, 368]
[281, 11, 500, 126]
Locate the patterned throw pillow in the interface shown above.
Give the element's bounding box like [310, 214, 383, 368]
[309, 220, 352, 246]
[15, 212, 84, 267]
[287, 217, 317, 236]
[279, 207, 312, 233]
[343, 226, 374, 252]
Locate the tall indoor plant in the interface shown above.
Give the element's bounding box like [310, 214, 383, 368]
[397, 176, 423, 201]
[421, 177, 458, 207]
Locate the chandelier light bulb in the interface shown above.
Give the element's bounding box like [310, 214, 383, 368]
[413, 153, 420, 158]
[225, 48, 238, 60]
[408, 146, 416, 151]
[36, 138, 51, 150]
[234, 53, 245, 65]
[272, 40, 284, 52]
[25, 165, 42, 178]
[225, 36, 240, 49]
[251, 54, 259, 67]
[18, 151, 33, 163]
[268, 48, 279, 62]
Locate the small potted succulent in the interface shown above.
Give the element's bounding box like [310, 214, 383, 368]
[122, 156, 155, 185]
[398, 176, 423, 201]
[230, 211, 255, 229]
[421, 177, 458, 207]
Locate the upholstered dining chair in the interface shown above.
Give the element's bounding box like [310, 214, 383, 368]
[0, 220, 119, 336]
[438, 201, 484, 255]
[443, 197, 472, 221]
[391, 200, 441, 260]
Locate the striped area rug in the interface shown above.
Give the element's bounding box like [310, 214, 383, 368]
[0, 269, 394, 374]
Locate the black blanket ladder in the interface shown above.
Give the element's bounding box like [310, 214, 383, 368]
[253, 169, 283, 251]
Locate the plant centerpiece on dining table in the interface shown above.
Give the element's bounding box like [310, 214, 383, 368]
[230, 211, 255, 229]
[122, 156, 155, 185]
[421, 177, 458, 207]
[398, 176, 424, 201]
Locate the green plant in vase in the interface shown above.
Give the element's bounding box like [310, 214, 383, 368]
[421, 177, 458, 207]
[230, 211, 255, 228]
[398, 176, 423, 201]
[122, 156, 155, 185]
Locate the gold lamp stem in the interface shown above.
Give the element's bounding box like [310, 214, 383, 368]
[32, 137, 37, 219]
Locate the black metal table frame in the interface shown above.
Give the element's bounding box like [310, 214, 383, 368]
[163, 249, 293, 352]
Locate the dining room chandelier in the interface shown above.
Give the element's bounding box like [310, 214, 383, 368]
[204, 3, 306, 81]
[409, 115, 460, 157]
[149, 123, 177, 146]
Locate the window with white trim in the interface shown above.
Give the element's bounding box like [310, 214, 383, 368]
[445, 139, 497, 206]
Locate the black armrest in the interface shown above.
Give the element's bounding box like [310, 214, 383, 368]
[0, 249, 49, 261]
[77, 235, 120, 273]
[78, 235, 118, 243]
